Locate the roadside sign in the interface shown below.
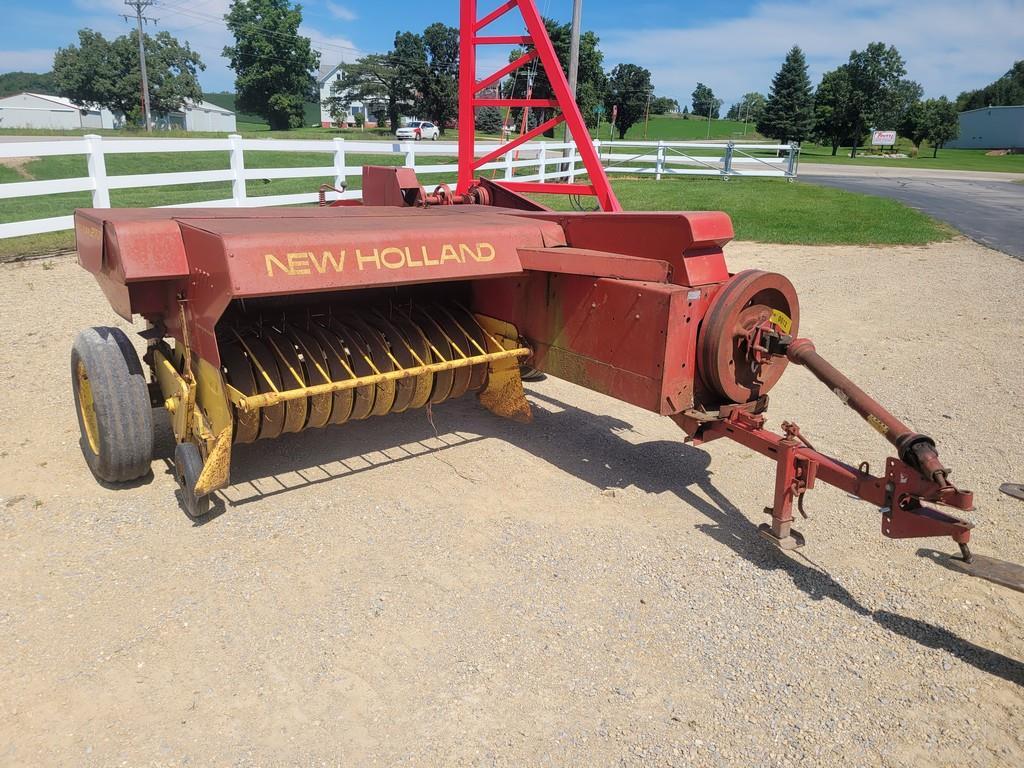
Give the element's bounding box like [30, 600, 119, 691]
[594, 105, 604, 115]
[871, 130, 897, 146]
[611, 104, 618, 124]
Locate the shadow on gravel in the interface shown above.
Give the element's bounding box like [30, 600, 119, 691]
[207, 385, 1024, 686]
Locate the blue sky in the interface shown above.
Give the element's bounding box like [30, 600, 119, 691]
[2, 0, 1023, 106]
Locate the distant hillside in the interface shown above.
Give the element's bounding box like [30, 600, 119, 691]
[203, 92, 322, 129]
[0, 71, 56, 98]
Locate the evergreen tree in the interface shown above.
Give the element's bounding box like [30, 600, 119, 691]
[224, 0, 319, 130]
[757, 45, 814, 143]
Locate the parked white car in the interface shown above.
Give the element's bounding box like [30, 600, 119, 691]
[395, 121, 440, 140]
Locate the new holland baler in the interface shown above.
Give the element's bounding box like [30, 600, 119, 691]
[67, 0, 1022, 591]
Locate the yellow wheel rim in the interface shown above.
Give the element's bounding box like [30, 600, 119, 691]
[76, 359, 100, 454]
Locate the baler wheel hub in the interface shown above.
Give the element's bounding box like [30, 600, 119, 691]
[699, 270, 799, 404]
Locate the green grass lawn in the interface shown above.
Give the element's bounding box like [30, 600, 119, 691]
[799, 142, 1024, 173]
[1, 165, 952, 259]
[534, 177, 952, 246]
[591, 115, 761, 142]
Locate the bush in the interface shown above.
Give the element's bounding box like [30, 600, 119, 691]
[475, 106, 504, 134]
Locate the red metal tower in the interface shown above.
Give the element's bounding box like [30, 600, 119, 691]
[457, 0, 621, 211]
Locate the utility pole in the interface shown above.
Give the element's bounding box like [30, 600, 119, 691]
[123, 0, 157, 132]
[563, 0, 583, 155]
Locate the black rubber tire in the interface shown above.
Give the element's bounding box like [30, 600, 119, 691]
[71, 326, 153, 483]
[174, 442, 210, 520]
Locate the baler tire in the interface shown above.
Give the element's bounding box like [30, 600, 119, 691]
[174, 442, 210, 520]
[71, 326, 153, 484]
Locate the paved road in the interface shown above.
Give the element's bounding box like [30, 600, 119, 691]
[806, 175, 1024, 259]
[799, 162, 1024, 183]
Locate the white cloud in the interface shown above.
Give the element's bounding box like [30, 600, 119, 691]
[325, 2, 358, 22]
[0, 49, 57, 71]
[599, 0, 1024, 107]
[300, 25, 362, 67]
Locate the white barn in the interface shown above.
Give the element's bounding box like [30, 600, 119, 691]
[0, 92, 118, 130]
[318, 63, 370, 127]
[159, 99, 237, 132]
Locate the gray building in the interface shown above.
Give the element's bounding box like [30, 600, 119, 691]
[947, 105, 1024, 150]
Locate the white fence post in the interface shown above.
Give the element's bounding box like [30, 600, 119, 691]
[787, 142, 799, 178]
[228, 134, 247, 206]
[504, 148, 514, 180]
[567, 144, 577, 183]
[655, 140, 665, 181]
[333, 137, 347, 190]
[403, 142, 415, 170]
[84, 134, 110, 208]
[538, 143, 547, 183]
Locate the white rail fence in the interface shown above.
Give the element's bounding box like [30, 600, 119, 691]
[0, 135, 799, 240]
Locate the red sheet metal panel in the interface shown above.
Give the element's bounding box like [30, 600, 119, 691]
[518, 247, 670, 282]
[503, 211, 733, 287]
[473, 274, 700, 414]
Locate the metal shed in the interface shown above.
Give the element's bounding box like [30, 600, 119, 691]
[947, 105, 1024, 150]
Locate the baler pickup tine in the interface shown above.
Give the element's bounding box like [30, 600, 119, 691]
[227, 346, 530, 412]
[437, 304, 489, 356]
[231, 329, 279, 394]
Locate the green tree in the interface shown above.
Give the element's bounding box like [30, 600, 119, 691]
[690, 82, 719, 118]
[53, 29, 203, 124]
[844, 42, 907, 156]
[417, 23, 457, 134]
[223, 0, 319, 130]
[757, 45, 814, 143]
[504, 18, 606, 135]
[649, 96, 679, 115]
[897, 99, 929, 152]
[475, 105, 504, 134]
[0, 71, 56, 98]
[604, 63, 652, 139]
[813, 66, 859, 155]
[328, 31, 424, 132]
[957, 60, 1024, 110]
[730, 91, 766, 123]
[924, 96, 959, 157]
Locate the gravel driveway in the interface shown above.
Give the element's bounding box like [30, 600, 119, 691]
[1, 238, 1022, 766]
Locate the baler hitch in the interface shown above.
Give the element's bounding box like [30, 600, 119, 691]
[690, 331, 1024, 592]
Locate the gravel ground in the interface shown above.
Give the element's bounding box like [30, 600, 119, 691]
[0, 238, 1021, 766]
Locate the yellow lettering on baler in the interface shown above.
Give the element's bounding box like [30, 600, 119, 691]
[310, 250, 345, 273]
[356, 248, 380, 270]
[379, 246, 406, 269]
[264, 242, 498, 277]
[287, 252, 312, 275]
[440, 244, 462, 264]
[265, 253, 289, 276]
[474, 242, 495, 262]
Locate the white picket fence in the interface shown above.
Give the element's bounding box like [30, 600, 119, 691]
[0, 134, 798, 240]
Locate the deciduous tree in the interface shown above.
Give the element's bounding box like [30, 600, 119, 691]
[604, 63, 652, 139]
[53, 29, 203, 124]
[690, 83, 719, 118]
[223, 0, 319, 130]
[813, 66, 859, 155]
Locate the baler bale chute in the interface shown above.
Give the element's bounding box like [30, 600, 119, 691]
[68, 0, 1023, 592]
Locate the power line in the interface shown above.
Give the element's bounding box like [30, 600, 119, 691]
[122, 0, 157, 132]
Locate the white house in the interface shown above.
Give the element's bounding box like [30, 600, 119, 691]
[0, 92, 119, 130]
[318, 63, 370, 127]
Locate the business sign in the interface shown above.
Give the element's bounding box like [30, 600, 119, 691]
[871, 130, 897, 146]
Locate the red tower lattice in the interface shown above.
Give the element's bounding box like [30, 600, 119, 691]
[457, 0, 621, 211]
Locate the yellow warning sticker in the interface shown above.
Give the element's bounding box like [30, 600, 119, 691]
[769, 309, 792, 334]
[867, 414, 889, 435]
